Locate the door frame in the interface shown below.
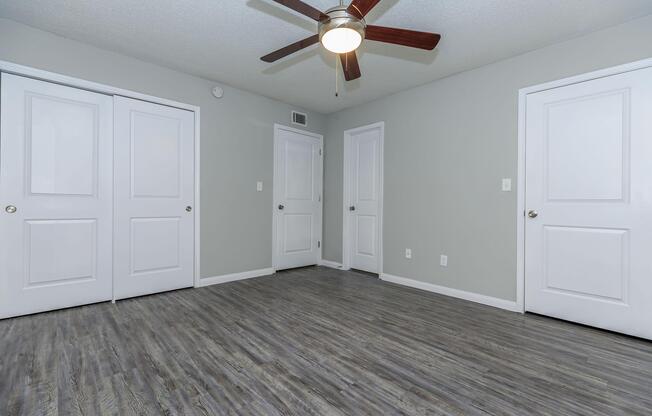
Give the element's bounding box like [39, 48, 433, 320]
[516, 57, 652, 313]
[342, 121, 384, 273]
[272, 123, 324, 271]
[0, 60, 202, 290]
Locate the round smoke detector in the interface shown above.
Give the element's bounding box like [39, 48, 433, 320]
[212, 86, 224, 99]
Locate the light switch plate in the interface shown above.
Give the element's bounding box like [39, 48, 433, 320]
[502, 178, 512, 192]
[405, 248, 412, 259]
[440, 255, 448, 267]
[256, 181, 263, 192]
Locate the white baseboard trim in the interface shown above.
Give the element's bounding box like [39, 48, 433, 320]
[380, 273, 522, 313]
[318, 259, 344, 269]
[198, 267, 276, 287]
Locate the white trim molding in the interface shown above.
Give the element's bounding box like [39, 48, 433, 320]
[198, 268, 276, 287]
[193, 109, 201, 288]
[516, 57, 652, 314]
[318, 259, 344, 269]
[380, 273, 521, 313]
[342, 121, 384, 274]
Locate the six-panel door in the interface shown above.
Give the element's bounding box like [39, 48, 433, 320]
[0, 74, 114, 319]
[113, 97, 195, 300]
[525, 67, 652, 339]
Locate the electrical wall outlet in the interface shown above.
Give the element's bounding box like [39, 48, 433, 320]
[405, 248, 412, 259]
[256, 181, 263, 192]
[440, 255, 448, 267]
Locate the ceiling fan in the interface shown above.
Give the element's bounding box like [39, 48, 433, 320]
[260, 0, 441, 81]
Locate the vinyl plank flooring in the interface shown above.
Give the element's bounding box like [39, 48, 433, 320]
[1, 266, 651, 415]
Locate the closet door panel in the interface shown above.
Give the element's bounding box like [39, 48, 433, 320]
[113, 96, 195, 299]
[0, 73, 113, 319]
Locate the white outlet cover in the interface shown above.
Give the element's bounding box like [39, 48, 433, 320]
[502, 178, 512, 192]
[256, 181, 263, 192]
[405, 248, 412, 259]
[440, 255, 448, 267]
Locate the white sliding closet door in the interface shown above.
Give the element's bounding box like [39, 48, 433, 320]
[0, 73, 114, 319]
[113, 97, 195, 299]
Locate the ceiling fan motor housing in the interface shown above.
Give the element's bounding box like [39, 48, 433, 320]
[318, 6, 366, 43]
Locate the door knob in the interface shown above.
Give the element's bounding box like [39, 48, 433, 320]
[186, 206, 192, 212]
[278, 204, 285, 210]
[528, 210, 538, 218]
[5, 205, 16, 214]
[349, 206, 356, 211]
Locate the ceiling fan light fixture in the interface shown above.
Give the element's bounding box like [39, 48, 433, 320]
[261, 0, 441, 82]
[321, 27, 363, 53]
[318, 7, 366, 54]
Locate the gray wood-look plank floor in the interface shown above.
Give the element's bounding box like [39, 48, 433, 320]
[1, 266, 651, 415]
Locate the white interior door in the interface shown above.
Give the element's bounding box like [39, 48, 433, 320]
[525, 67, 652, 339]
[114, 96, 195, 299]
[0, 73, 113, 319]
[345, 123, 383, 273]
[274, 125, 322, 271]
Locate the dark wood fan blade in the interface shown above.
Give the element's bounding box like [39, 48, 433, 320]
[272, 0, 328, 21]
[261, 34, 320, 62]
[347, 0, 381, 19]
[365, 25, 441, 50]
[340, 51, 361, 81]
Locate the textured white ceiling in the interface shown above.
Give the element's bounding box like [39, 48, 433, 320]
[1, 1, 651, 113]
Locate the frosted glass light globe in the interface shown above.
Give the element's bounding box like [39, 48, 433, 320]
[321, 27, 363, 54]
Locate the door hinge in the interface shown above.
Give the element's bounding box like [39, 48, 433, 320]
[317, 241, 321, 248]
[319, 149, 322, 156]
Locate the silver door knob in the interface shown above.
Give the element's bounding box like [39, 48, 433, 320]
[278, 204, 285, 210]
[528, 210, 538, 218]
[186, 206, 192, 212]
[5, 205, 16, 214]
[349, 206, 356, 211]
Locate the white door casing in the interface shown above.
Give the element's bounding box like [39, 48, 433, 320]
[273, 125, 323, 271]
[113, 96, 195, 299]
[0, 73, 114, 319]
[343, 122, 384, 274]
[524, 67, 652, 339]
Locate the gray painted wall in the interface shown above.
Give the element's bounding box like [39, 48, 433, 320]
[0, 18, 327, 279]
[323, 15, 652, 301]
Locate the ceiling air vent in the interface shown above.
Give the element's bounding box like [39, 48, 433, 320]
[292, 111, 307, 127]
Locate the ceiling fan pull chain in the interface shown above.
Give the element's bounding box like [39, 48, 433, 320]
[335, 54, 339, 97]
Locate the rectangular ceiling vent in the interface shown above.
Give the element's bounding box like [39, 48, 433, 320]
[291, 111, 307, 127]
